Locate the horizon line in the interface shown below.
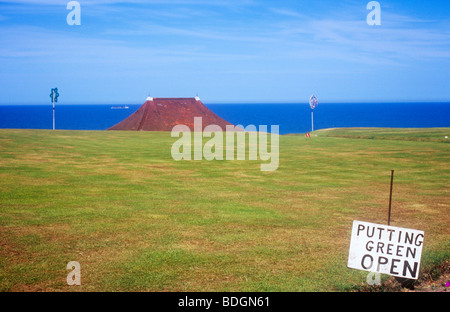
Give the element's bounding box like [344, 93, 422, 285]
[0, 99, 450, 106]
[1, 100, 450, 106]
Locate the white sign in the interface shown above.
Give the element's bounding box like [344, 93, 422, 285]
[348, 220, 424, 279]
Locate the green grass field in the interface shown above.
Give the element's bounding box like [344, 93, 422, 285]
[0, 127, 448, 291]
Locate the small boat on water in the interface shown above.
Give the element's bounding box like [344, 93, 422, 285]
[111, 105, 129, 109]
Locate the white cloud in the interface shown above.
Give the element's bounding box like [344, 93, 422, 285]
[267, 11, 450, 66]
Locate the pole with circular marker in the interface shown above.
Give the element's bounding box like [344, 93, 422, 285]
[309, 94, 318, 132]
[50, 88, 59, 130]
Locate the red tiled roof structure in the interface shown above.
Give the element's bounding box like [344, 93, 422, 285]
[108, 97, 234, 131]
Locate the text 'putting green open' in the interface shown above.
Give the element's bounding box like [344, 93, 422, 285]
[348, 220, 424, 279]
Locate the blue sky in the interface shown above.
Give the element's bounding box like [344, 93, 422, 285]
[0, 0, 449, 104]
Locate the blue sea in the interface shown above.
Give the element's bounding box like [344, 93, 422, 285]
[0, 103, 448, 135]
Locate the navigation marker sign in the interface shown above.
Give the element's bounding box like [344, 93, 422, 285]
[50, 88, 59, 130]
[348, 220, 424, 279]
[309, 94, 318, 132]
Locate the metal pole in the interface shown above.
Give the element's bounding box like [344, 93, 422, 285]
[388, 170, 394, 225]
[311, 110, 314, 132]
[52, 92, 55, 130]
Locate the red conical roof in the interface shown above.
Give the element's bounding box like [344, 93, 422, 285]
[108, 97, 234, 131]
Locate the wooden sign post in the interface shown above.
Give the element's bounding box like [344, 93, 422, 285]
[347, 170, 425, 285]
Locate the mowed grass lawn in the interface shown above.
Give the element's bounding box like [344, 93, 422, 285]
[0, 128, 448, 291]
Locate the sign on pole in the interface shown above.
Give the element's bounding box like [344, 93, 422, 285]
[50, 88, 59, 130]
[348, 220, 424, 279]
[309, 94, 318, 132]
